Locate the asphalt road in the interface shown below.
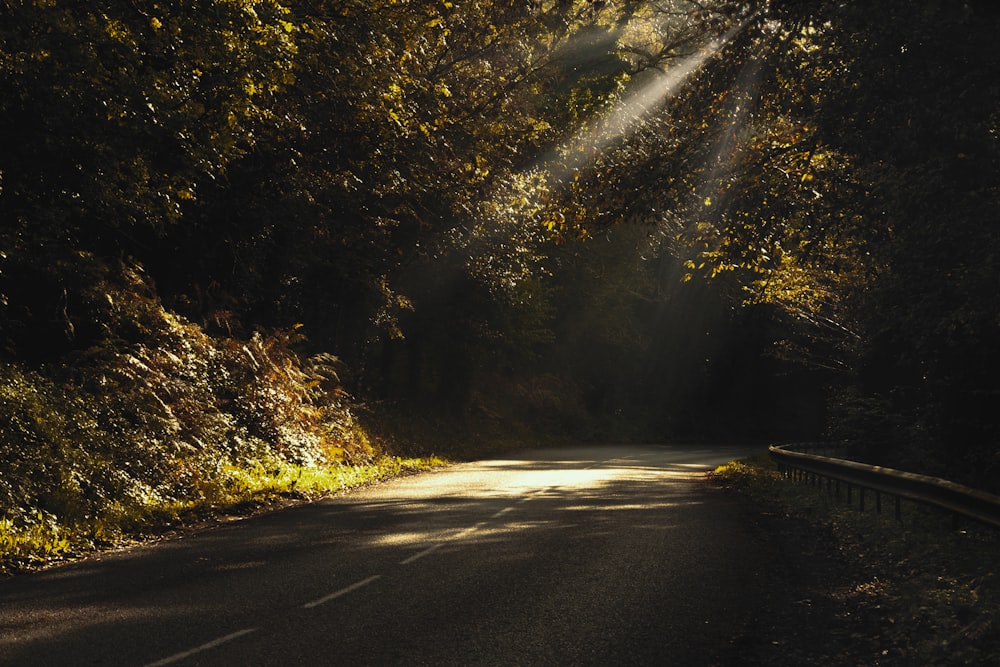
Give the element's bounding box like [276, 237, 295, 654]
[0, 443, 770, 666]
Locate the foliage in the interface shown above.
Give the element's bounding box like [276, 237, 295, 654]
[548, 0, 1000, 483]
[0, 453, 445, 573]
[740, 2, 1000, 483]
[0, 261, 377, 566]
[0, 0, 295, 234]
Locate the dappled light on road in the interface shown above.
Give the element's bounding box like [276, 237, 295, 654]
[0, 444, 766, 666]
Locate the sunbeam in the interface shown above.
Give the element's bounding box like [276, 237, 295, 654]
[689, 48, 765, 218]
[542, 20, 753, 185]
[469, 9, 759, 295]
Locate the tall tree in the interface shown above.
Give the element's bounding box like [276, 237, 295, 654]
[553, 0, 1000, 482]
[0, 0, 296, 356]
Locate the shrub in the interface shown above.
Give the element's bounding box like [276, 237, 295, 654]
[0, 261, 370, 553]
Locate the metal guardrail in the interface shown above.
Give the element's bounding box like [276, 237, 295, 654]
[768, 443, 1000, 529]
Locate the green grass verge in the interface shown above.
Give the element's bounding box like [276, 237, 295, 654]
[712, 455, 1000, 665]
[0, 455, 448, 576]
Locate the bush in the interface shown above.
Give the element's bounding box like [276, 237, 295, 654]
[0, 261, 370, 553]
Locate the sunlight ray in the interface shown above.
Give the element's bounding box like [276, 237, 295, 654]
[690, 50, 765, 218]
[543, 20, 752, 186]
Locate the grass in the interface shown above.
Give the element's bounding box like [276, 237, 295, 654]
[0, 394, 557, 577]
[0, 454, 448, 576]
[712, 455, 1000, 665]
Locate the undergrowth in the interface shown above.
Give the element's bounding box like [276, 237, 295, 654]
[0, 261, 450, 575]
[713, 455, 1000, 665]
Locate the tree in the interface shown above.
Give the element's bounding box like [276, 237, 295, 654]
[555, 0, 1000, 483]
[0, 0, 296, 357]
[154, 0, 647, 405]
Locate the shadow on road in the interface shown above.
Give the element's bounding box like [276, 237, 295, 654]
[0, 443, 768, 666]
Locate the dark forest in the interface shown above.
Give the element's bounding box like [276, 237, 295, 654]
[2, 0, 998, 555]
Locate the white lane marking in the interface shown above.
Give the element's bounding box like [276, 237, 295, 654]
[585, 455, 635, 470]
[400, 542, 443, 565]
[143, 628, 257, 667]
[400, 521, 488, 565]
[302, 575, 382, 609]
[459, 521, 487, 537]
[398, 474, 599, 566]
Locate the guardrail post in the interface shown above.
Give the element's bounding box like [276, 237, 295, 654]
[769, 443, 1000, 531]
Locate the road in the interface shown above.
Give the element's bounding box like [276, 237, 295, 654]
[0, 443, 770, 666]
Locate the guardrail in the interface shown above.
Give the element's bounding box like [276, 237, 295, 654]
[768, 443, 1000, 529]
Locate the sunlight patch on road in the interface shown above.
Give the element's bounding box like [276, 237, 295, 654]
[376, 528, 468, 548]
[556, 501, 703, 513]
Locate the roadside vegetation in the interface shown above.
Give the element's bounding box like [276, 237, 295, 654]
[713, 456, 1000, 665]
[0, 452, 445, 575]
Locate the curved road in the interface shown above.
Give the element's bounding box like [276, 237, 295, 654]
[0, 443, 769, 666]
